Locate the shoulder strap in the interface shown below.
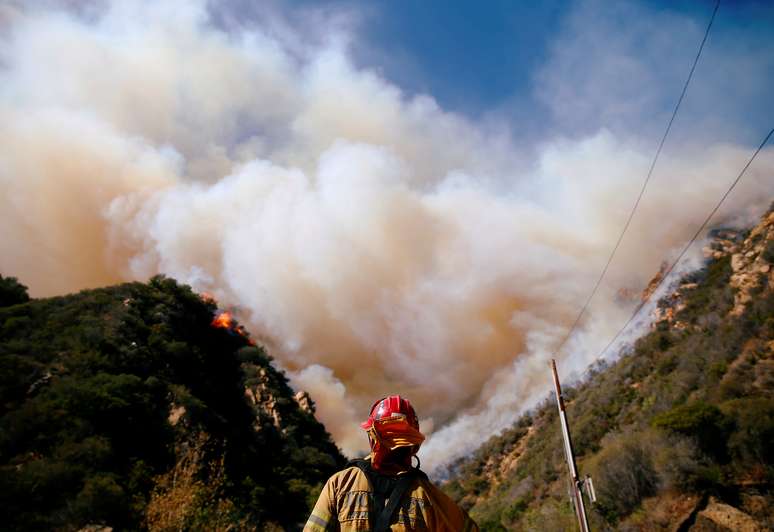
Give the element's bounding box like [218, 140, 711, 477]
[346, 458, 370, 471]
[347, 459, 427, 532]
[346, 459, 428, 531]
[373, 473, 415, 532]
[346, 458, 374, 487]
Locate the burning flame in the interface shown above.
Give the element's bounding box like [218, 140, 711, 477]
[212, 310, 233, 329]
[211, 310, 256, 345]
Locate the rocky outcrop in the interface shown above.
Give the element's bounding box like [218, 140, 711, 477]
[691, 498, 767, 531]
[294, 390, 316, 414]
[728, 211, 774, 316]
[168, 403, 186, 426]
[620, 491, 702, 531]
[244, 366, 285, 431]
[651, 210, 774, 328]
[651, 281, 697, 330]
[703, 229, 745, 260]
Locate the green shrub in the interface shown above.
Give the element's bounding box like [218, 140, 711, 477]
[652, 401, 731, 461]
[0, 275, 30, 307]
[520, 497, 577, 531]
[591, 432, 658, 521]
[73, 473, 128, 525]
[723, 398, 774, 470]
[503, 498, 529, 521]
[478, 519, 507, 532]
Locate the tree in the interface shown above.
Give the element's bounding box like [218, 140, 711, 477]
[652, 401, 731, 462]
[0, 275, 29, 307]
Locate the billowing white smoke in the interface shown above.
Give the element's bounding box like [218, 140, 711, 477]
[1, 0, 772, 468]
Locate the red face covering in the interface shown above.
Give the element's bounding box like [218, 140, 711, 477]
[366, 415, 426, 472]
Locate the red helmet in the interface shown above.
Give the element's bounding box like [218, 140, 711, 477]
[361, 395, 424, 471]
[361, 395, 420, 431]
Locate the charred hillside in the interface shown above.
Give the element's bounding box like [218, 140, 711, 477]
[443, 208, 774, 531]
[0, 276, 345, 531]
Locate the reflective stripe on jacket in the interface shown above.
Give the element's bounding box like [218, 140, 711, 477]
[303, 465, 478, 532]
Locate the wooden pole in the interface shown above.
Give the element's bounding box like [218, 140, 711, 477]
[550, 359, 590, 532]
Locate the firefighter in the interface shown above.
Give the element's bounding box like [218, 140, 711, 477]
[304, 395, 478, 531]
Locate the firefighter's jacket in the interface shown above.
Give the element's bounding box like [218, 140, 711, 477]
[303, 463, 478, 531]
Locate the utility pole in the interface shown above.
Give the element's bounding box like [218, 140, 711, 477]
[550, 359, 591, 532]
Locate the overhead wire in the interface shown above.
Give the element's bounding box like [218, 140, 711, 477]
[596, 126, 774, 362]
[551, 0, 722, 357]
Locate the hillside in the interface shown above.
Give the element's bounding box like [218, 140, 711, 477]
[2, 220, 772, 532]
[443, 208, 774, 531]
[0, 276, 345, 531]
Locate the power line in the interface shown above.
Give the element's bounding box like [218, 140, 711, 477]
[551, 0, 721, 357]
[596, 127, 774, 362]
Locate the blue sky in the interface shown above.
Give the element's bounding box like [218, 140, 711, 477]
[347, 0, 569, 114]
[270, 0, 774, 146]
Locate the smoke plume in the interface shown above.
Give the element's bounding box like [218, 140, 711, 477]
[1, 0, 772, 469]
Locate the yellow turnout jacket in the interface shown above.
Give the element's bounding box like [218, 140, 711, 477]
[303, 462, 478, 531]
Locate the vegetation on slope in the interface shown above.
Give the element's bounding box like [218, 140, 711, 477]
[0, 275, 345, 531]
[444, 211, 774, 530]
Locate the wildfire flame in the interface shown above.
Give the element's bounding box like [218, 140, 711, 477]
[211, 311, 256, 345]
[211, 310, 233, 329]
